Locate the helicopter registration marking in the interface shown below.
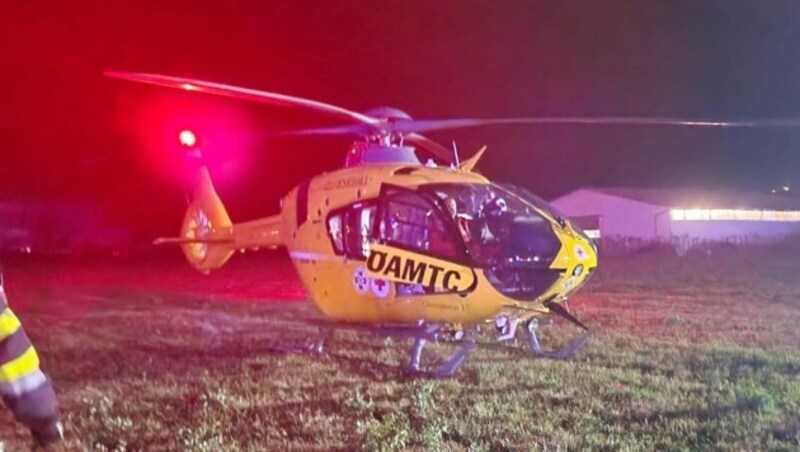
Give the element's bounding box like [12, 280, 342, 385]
[366, 244, 477, 293]
[322, 175, 372, 191]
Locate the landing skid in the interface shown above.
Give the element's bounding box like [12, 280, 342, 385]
[407, 337, 477, 379]
[259, 308, 590, 378]
[524, 318, 591, 360]
[403, 313, 590, 378]
[495, 301, 592, 360]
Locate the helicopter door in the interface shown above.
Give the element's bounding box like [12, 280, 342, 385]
[368, 185, 477, 295]
[372, 185, 464, 263]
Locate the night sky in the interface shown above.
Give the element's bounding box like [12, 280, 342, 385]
[2, 1, 800, 235]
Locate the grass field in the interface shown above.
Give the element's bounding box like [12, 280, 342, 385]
[0, 243, 799, 451]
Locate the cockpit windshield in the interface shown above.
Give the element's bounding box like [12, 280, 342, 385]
[423, 183, 562, 268]
[495, 184, 567, 227]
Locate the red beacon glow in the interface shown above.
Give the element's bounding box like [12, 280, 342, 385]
[179, 129, 197, 147]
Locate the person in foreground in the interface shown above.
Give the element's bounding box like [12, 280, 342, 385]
[0, 269, 63, 448]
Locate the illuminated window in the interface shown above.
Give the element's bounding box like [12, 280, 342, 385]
[327, 215, 343, 252]
[327, 202, 376, 258]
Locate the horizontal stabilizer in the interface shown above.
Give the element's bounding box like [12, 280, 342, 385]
[153, 237, 235, 245]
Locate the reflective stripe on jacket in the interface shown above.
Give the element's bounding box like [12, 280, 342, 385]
[0, 284, 59, 425]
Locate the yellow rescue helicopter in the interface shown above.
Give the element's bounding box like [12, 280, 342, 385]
[106, 71, 788, 377]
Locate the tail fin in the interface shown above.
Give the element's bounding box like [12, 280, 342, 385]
[160, 167, 236, 273]
[458, 146, 486, 172]
[156, 165, 285, 273]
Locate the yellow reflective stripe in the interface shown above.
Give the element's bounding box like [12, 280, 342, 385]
[0, 346, 40, 383]
[0, 308, 21, 340]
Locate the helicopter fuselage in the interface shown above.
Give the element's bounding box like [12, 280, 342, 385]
[269, 163, 598, 325]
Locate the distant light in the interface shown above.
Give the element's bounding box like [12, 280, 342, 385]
[772, 189, 777, 194]
[179, 129, 197, 147]
[783, 185, 790, 192]
[182, 83, 197, 91]
[671, 208, 800, 222]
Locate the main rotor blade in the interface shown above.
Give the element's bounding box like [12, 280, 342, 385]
[384, 117, 800, 134]
[281, 115, 800, 140]
[105, 71, 460, 163]
[104, 71, 380, 125]
[283, 127, 455, 162]
[405, 133, 455, 163]
[286, 124, 369, 136]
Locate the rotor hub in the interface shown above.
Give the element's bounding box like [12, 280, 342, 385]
[344, 141, 420, 167]
[362, 107, 412, 122]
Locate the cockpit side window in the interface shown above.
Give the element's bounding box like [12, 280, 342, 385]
[495, 183, 566, 227]
[328, 214, 344, 252]
[374, 186, 462, 262]
[421, 182, 563, 299]
[422, 183, 562, 269]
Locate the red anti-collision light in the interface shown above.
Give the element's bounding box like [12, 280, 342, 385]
[179, 129, 197, 147]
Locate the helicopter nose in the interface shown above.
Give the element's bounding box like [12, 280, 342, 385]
[573, 240, 595, 264]
[555, 225, 597, 292]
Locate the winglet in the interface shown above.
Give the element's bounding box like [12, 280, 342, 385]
[459, 146, 486, 172]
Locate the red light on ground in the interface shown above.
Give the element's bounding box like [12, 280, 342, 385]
[179, 129, 197, 147]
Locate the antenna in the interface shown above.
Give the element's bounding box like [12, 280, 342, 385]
[452, 140, 460, 167]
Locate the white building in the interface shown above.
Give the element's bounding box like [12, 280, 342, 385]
[550, 188, 800, 244]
